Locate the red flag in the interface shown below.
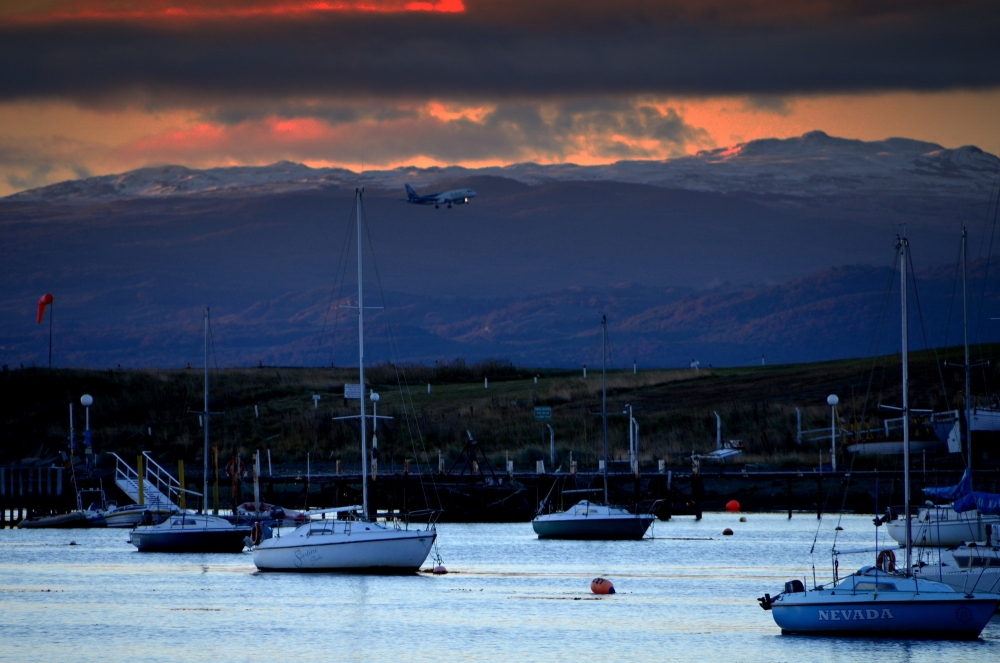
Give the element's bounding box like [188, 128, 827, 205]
[37, 293, 53, 324]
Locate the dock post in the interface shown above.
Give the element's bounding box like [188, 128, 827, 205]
[177, 460, 186, 511]
[693, 474, 703, 521]
[816, 475, 823, 519]
[787, 475, 793, 519]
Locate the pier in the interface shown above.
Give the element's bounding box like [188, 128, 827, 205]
[3, 463, 996, 526]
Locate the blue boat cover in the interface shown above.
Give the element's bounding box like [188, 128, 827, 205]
[923, 468, 972, 502]
[953, 491, 1000, 516]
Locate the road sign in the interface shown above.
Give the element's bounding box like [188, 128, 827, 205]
[344, 383, 362, 400]
[534, 406, 552, 421]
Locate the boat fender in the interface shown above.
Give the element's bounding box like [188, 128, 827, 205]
[432, 565, 448, 574]
[757, 593, 772, 611]
[591, 578, 615, 595]
[225, 457, 247, 478]
[876, 549, 896, 573]
[251, 522, 264, 546]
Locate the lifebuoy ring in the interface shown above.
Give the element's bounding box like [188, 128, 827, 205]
[250, 522, 263, 546]
[876, 549, 896, 573]
[225, 457, 247, 478]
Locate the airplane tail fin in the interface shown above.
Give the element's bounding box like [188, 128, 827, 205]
[405, 184, 419, 200]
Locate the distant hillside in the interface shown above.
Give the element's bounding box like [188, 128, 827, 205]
[2, 132, 998, 368]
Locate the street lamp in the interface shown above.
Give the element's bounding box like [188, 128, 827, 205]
[81, 394, 94, 469]
[827, 394, 839, 472]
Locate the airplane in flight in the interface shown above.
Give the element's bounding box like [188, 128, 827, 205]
[405, 184, 476, 208]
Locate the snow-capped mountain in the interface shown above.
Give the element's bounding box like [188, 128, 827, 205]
[7, 131, 997, 204]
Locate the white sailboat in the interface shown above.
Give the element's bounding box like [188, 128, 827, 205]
[129, 307, 250, 552]
[251, 188, 436, 572]
[532, 316, 655, 540]
[758, 237, 1000, 638]
[886, 228, 1000, 546]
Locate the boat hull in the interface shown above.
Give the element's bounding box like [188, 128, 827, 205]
[104, 507, 173, 528]
[18, 511, 103, 528]
[252, 527, 436, 573]
[771, 597, 999, 638]
[887, 515, 1000, 547]
[129, 529, 250, 553]
[532, 515, 654, 540]
[845, 440, 945, 456]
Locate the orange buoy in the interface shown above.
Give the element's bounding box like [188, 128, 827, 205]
[591, 578, 615, 595]
[726, 500, 740, 513]
[723, 528, 734, 535]
[432, 565, 448, 574]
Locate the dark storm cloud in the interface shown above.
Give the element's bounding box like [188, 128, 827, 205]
[0, 2, 997, 104]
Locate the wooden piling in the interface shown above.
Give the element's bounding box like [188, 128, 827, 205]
[693, 474, 704, 521]
[816, 475, 823, 519]
[787, 475, 793, 519]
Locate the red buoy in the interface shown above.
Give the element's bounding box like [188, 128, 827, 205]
[432, 565, 448, 574]
[726, 500, 740, 513]
[591, 578, 615, 594]
[723, 528, 734, 536]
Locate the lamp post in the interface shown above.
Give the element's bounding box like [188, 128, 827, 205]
[81, 394, 94, 469]
[827, 394, 839, 472]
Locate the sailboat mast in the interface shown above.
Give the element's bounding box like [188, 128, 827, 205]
[900, 238, 912, 576]
[356, 189, 369, 520]
[203, 307, 210, 514]
[962, 227, 972, 463]
[601, 315, 608, 506]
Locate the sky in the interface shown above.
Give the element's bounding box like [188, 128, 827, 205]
[1, 0, 999, 197]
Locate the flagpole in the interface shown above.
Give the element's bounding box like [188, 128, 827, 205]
[48, 301, 53, 369]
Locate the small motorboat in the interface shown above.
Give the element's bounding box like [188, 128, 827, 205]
[18, 510, 104, 529]
[532, 500, 654, 540]
[236, 502, 309, 526]
[102, 503, 175, 528]
[128, 512, 251, 553]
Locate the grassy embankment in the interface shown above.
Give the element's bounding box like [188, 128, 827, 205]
[2, 345, 997, 472]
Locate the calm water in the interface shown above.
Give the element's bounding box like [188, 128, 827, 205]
[1, 514, 998, 662]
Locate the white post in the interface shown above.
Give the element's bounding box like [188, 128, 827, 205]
[633, 360, 637, 375]
[547, 424, 555, 466]
[583, 364, 587, 379]
[714, 411, 722, 450]
[427, 383, 431, 394]
[632, 419, 640, 476]
[796, 407, 802, 445]
[253, 450, 261, 513]
[484, 377, 488, 389]
[267, 449, 272, 476]
[828, 395, 839, 472]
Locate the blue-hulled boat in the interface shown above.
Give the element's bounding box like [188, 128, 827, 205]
[760, 568, 998, 638]
[758, 237, 1000, 639]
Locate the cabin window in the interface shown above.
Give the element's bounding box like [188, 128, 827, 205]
[854, 582, 897, 591]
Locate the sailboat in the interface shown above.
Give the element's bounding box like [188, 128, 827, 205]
[251, 189, 436, 572]
[758, 237, 1000, 638]
[128, 307, 251, 553]
[531, 316, 655, 540]
[886, 228, 1000, 546]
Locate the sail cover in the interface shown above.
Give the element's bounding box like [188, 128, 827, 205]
[923, 467, 972, 502]
[953, 491, 1000, 516]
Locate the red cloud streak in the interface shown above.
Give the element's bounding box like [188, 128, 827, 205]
[4, 0, 464, 24]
